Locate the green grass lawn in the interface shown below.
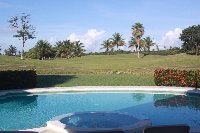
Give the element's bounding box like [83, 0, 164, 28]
[36, 74, 155, 87]
[0, 53, 199, 86]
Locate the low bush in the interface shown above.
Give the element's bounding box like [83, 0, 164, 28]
[186, 51, 200, 55]
[86, 50, 132, 55]
[0, 70, 37, 90]
[197, 70, 200, 87]
[142, 50, 183, 56]
[154, 69, 200, 88]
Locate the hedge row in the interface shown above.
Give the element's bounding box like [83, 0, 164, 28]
[141, 50, 183, 56]
[0, 70, 37, 90]
[154, 69, 200, 88]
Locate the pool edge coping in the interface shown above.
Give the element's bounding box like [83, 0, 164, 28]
[0, 86, 199, 97]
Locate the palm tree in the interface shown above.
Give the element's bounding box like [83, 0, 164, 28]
[128, 37, 138, 52]
[63, 40, 74, 58]
[143, 36, 155, 51]
[55, 40, 85, 58]
[74, 41, 85, 57]
[55, 40, 71, 58]
[101, 39, 112, 55]
[55, 41, 63, 58]
[132, 23, 144, 58]
[111, 33, 126, 49]
[140, 39, 146, 51]
[35, 40, 53, 60]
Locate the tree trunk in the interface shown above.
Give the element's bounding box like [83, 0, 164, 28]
[21, 37, 25, 60]
[196, 45, 199, 56]
[21, 45, 24, 60]
[137, 42, 140, 58]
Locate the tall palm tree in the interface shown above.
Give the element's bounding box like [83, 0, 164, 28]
[111, 33, 126, 49]
[74, 41, 85, 57]
[143, 36, 155, 51]
[101, 39, 112, 55]
[132, 23, 144, 58]
[140, 39, 146, 51]
[128, 37, 138, 52]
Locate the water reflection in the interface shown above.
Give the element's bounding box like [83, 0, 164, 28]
[132, 93, 145, 101]
[154, 94, 200, 110]
[0, 94, 38, 109]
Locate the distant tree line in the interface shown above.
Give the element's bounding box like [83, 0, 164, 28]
[87, 47, 184, 56]
[26, 40, 85, 60]
[101, 23, 155, 57]
[101, 23, 200, 56]
[1, 40, 85, 60]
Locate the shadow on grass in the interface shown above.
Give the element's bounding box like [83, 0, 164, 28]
[36, 75, 77, 88]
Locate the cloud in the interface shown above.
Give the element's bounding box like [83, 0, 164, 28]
[67, 29, 105, 52]
[48, 36, 57, 44]
[158, 28, 182, 49]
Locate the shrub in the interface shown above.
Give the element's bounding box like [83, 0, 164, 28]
[0, 70, 37, 90]
[154, 69, 200, 88]
[186, 51, 200, 55]
[141, 50, 183, 56]
[197, 70, 200, 87]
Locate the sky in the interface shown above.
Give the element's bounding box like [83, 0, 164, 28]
[0, 0, 200, 53]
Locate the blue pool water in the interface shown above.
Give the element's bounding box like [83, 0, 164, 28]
[0, 92, 200, 130]
[60, 112, 140, 128]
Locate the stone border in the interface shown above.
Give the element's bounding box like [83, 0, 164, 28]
[0, 86, 199, 97]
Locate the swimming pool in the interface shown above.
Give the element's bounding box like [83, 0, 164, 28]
[0, 92, 200, 130]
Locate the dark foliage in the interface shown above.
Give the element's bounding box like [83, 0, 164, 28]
[142, 49, 184, 56]
[180, 25, 200, 55]
[0, 70, 37, 90]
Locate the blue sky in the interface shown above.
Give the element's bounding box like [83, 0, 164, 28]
[0, 0, 200, 52]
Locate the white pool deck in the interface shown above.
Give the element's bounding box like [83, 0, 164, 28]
[0, 86, 200, 133]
